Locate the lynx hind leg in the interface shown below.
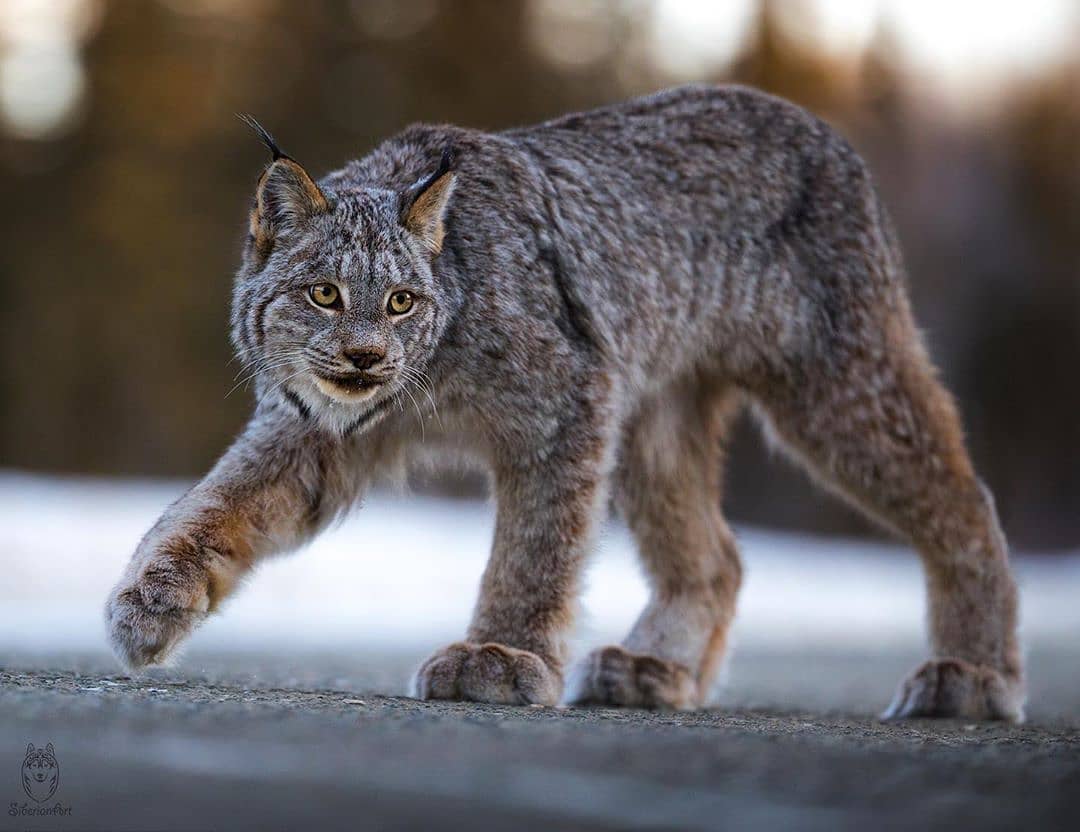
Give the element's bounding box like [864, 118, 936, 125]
[752, 311, 1024, 721]
[567, 382, 743, 709]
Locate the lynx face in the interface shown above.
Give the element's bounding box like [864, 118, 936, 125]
[22, 743, 59, 803]
[231, 125, 455, 435]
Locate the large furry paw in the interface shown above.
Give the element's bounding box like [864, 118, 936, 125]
[565, 645, 699, 709]
[411, 642, 562, 706]
[882, 658, 1024, 722]
[105, 559, 210, 670]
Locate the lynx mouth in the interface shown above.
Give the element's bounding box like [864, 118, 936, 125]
[312, 371, 389, 402]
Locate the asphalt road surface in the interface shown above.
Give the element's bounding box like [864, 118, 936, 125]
[1, 648, 1078, 831]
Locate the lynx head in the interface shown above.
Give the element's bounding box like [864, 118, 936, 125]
[231, 116, 456, 435]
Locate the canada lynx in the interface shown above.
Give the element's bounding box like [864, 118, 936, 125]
[106, 85, 1024, 720]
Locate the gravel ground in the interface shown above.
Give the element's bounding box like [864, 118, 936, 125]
[1, 648, 1078, 831]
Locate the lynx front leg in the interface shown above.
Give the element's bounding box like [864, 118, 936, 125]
[413, 408, 614, 706]
[567, 383, 742, 709]
[105, 408, 353, 668]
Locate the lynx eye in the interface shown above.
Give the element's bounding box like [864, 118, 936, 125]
[308, 283, 340, 308]
[387, 290, 414, 315]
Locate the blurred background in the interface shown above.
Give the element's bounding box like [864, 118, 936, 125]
[1, 0, 1078, 550]
[2, 11, 1079, 824]
[0, 0, 1078, 724]
[0, 0, 1075, 548]
[0, 11, 1075, 821]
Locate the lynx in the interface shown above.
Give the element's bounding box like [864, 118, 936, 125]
[106, 85, 1024, 720]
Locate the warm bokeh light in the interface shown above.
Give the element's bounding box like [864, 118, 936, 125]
[2, 0, 1078, 141]
[648, 0, 758, 77]
[883, 0, 1078, 99]
[776, 0, 878, 56]
[0, 0, 100, 139]
[0, 0, 1077, 548]
[650, 0, 1078, 105]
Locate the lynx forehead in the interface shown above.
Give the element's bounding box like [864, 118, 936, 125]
[107, 84, 1023, 722]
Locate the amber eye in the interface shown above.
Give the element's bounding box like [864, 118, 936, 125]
[387, 290, 414, 315]
[308, 283, 340, 308]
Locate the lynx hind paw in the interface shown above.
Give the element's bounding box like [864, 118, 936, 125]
[882, 658, 1025, 723]
[565, 645, 699, 710]
[105, 564, 210, 671]
[411, 642, 562, 706]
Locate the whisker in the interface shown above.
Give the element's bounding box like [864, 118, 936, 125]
[225, 356, 306, 399]
[231, 349, 307, 380]
[401, 365, 441, 428]
[225, 345, 311, 399]
[398, 377, 427, 442]
[233, 353, 304, 380]
[257, 366, 313, 406]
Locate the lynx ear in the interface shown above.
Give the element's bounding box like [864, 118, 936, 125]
[26, 744, 34, 756]
[240, 114, 329, 257]
[45, 743, 54, 754]
[400, 147, 456, 255]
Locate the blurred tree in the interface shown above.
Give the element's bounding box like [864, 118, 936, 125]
[0, 0, 1076, 549]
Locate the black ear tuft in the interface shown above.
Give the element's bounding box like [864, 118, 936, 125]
[243, 119, 330, 259]
[237, 113, 287, 162]
[414, 145, 455, 195]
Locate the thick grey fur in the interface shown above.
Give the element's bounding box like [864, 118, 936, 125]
[105, 85, 1023, 721]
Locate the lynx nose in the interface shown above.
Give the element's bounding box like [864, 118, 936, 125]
[343, 347, 385, 371]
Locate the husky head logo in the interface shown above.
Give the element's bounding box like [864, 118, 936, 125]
[22, 743, 59, 803]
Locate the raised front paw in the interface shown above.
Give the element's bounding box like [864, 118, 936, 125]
[565, 645, 698, 709]
[411, 642, 562, 706]
[105, 555, 211, 670]
[882, 658, 1025, 722]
